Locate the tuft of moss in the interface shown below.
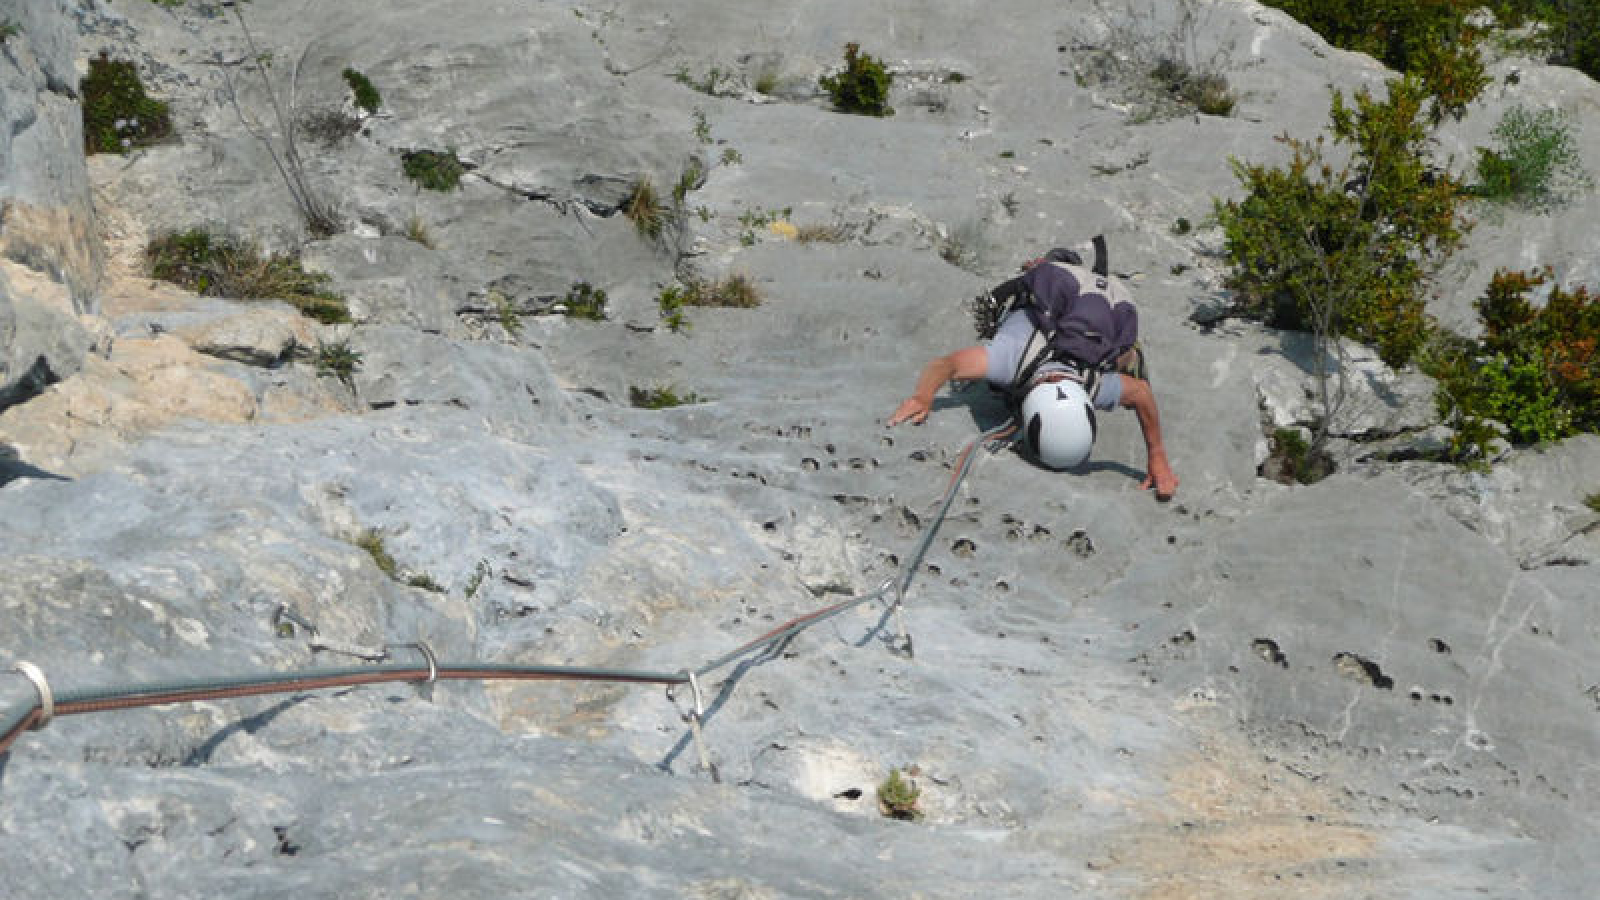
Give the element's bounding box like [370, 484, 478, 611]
[1586, 491, 1600, 515]
[146, 229, 350, 324]
[402, 149, 464, 191]
[355, 529, 398, 578]
[341, 67, 381, 114]
[81, 52, 173, 155]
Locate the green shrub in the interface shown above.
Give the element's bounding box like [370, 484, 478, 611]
[402, 149, 464, 191]
[80, 52, 173, 155]
[1470, 105, 1590, 209]
[314, 339, 362, 385]
[1430, 268, 1600, 453]
[1213, 77, 1465, 367]
[1259, 0, 1487, 120]
[877, 768, 923, 821]
[819, 42, 893, 117]
[341, 67, 381, 114]
[562, 281, 608, 320]
[658, 285, 689, 332]
[629, 385, 700, 409]
[1486, 0, 1600, 82]
[146, 229, 351, 323]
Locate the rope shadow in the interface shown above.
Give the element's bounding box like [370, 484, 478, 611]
[656, 634, 795, 777]
[184, 695, 306, 766]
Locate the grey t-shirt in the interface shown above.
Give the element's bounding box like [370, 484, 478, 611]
[984, 310, 1123, 410]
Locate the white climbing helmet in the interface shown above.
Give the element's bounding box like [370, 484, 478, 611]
[1019, 377, 1096, 470]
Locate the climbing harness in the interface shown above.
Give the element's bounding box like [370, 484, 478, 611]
[2, 422, 1018, 766]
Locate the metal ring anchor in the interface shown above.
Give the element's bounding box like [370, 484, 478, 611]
[386, 642, 438, 684]
[13, 661, 53, 730]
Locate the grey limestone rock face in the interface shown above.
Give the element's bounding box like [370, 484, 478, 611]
[2, 0, 1600, 898]
[0, 0, 101, 411]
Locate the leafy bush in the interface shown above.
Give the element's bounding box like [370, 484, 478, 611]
[1259, 0, 1487, 119]
[1213, 77, 1464, 367]
[819, 43, 893, 117]
[1470, 105, 1590, 209]
[402, 149, 464, 191]
[81, 52, 173, 155]
[877, 768, 923, 821]
[341, 67, 381, 114]
[562, 282, 608, 320]
[1486, 0, 1600, 81]
[1430, 268, 1600, 455]
[146, 229, 351, 323]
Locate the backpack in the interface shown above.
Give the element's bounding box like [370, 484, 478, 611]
[1018, 235, 1138, 373]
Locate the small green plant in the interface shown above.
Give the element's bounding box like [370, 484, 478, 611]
[562, 281, 609, 320]
[80, 52, 174, 155]
[1470, 105, 1590, 210]
[355, 529, 398, 579]
[488, 290, 522, 339]
[754, 68, 780, 94]
[658, 285, 689, 332]
[998, 150, 1015, 159]
[1585, 491, 1600, 515]
[1152, 57, 1235, 117]
[692, 108, 712, 144]
[819, 42, 893, 117]
[877, 768, 923, 821]
[673, 160, 706, 206]
[629, 385, 701, 409]
[674, 65, 733, 96]
[314, 339, 362, 386]
[402, 149, 464, 191]
[625, 177, 667, 239]
[146, 229, 351, 323]
[1171, 217, 1192, 235]
[341, 67, 381, 114]
[944, 71, 968, 84]
[720, 147, 742, 166]
[1261, 427, 1332, 484]
[0, 20, 20, 42]
[406, 573, 445, 593]
[463, 559, 491, 598]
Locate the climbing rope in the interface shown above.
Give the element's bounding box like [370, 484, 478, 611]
[1, 422, 1018, 762]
